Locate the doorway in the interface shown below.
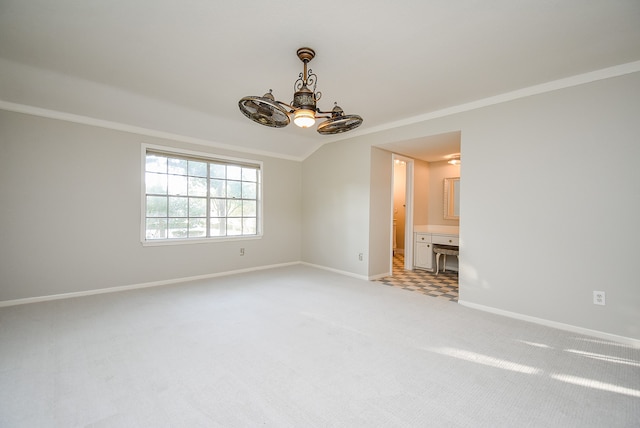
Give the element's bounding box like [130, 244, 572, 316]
[384, 150, 461, 302]
[372, 131, 461, 294]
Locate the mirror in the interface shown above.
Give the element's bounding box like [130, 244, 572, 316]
[444, 177, 460, 220]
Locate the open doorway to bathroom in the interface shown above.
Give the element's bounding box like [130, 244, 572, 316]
[374, 131, 461, 302]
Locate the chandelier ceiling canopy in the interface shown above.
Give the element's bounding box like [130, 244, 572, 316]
[238, 47, 363, 135]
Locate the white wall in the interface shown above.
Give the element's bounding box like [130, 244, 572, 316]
[458, 72, 640, 341]
[412, 159, 429, 226]
[427, 160, 461, 226]
[0, 110, 302, 301]
[368, 148, 393, 278]
[301, 139, 372, 277]
[303, 71, 640, 342]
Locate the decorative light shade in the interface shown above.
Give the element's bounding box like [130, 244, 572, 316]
[448, 156, 461, 165]
[293, 109, 316, 128]
[239, 47, 362, 135]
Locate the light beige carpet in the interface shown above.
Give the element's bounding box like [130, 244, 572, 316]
[1, 265, 638, 427]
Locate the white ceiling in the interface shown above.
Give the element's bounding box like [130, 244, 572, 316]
[1, 1, 639, 161]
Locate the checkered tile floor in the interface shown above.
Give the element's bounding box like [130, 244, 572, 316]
[375, 254, 459, 302]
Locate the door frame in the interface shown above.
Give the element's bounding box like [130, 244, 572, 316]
[390, 154, 414, 272]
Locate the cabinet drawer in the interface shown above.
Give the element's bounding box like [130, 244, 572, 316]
[432, 234, 459, 246]
[415, 233, 431, 243]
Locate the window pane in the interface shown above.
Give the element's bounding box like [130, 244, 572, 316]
[211, 163, 225, 179]
[168, 196, 188, 217]
[189, 218, 206, 237]
[146, 155, 167, 173]
[243, 200, 256, 217]
[146, 196, 167, 217]
[188, 176, 207, 196]
[210, 199, 226, 217]
[210, 179, 225, 197]
[242, 182, 256, 199]
[227, 181, 241, 199]
[146, 172, 167, 194]
[189, 197, 206, 217]
[227, 165, 241, 180]
[227, 218, 242, 235]
[227, 199, 242, 217]
[188, 160, 207, 177]
[168, 158, 187, 175]
[145, 150, 261, 241]
[146, 218, 167, 239]
[168, 218, 188, 239]
[243, 218, 257, 235]
[210, 218, 226, 236]
[168, 174, 188, 195]
[242, 168, 257, 182]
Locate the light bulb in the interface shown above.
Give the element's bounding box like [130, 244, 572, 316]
[293, 109, 316, 128]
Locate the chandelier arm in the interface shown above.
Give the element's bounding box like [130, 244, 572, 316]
[314, 109, 335, 115]
[275, 101, 296, 112]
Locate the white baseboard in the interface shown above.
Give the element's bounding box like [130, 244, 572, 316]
[300, 262, 370, 281]
[0, 262, 300, 307]
[298, 262, 392, 281]
[458, 300, 640, 349]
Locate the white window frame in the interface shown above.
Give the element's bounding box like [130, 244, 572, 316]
[141, 144, 263, 246]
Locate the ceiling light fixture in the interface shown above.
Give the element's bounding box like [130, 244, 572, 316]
[238, 47, 363, 135]
[448, 156, 461, 165]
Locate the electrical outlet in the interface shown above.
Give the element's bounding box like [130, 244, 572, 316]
[240, 248, 245, 256]
[358, 253, 363, 261]
[593, 291, 605, 306]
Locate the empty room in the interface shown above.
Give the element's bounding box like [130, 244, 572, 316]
[1, 1, 639, 427]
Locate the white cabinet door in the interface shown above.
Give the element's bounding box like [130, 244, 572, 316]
[414, 241, 433, 270]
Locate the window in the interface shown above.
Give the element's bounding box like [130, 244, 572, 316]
[143, 146, 262, 243]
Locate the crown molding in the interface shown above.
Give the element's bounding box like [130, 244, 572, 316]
[345, 60, 640, 139]
[0, 100, 306, 162]
[2, 60, 639, 161]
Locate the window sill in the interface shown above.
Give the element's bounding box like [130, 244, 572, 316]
[141, 234, 263, 247]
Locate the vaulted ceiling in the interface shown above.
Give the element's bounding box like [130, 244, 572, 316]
[1, 1, 639, 160]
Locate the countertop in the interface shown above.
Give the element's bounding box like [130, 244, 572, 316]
[413, 225, 459, 235]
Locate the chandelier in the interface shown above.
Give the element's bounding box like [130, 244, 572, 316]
[238, 47, 363, 135]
